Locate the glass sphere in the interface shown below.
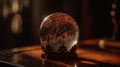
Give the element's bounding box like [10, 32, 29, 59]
[39, 12, 79, 59]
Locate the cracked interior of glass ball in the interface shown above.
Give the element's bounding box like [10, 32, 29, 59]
[39, 12, 79, 55]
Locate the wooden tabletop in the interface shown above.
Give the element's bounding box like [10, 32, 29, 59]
[0, 39, 120, 67]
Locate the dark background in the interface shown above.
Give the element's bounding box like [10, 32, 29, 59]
[0, 0, 116, 49]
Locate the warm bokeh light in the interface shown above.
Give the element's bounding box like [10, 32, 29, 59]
[11, 14, 22, 34]
[110, 10, 116, 16]
[2, 5, 9, 18]
[12, 0, 19, 13]
[74, 63, 77, 67]
[112, 3, 117, 9]
[98, 39, 105, 49]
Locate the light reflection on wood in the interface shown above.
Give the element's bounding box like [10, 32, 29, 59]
[76, 48, 120, 65]
[22, 47, 73, 67]
[79, 60, 96, 65]
[21, 45, 120, 65]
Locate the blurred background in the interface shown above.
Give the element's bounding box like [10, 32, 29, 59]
[0, 0, 119, 49]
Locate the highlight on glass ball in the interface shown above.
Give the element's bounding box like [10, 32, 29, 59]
[39, 12, 79, 60]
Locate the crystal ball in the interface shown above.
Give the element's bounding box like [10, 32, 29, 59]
[39, 12, 79, 60]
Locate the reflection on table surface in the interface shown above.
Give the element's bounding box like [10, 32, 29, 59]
[0, 39, 120, 67]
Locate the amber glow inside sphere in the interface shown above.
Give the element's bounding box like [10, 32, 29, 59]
[39, 12, 79, 53]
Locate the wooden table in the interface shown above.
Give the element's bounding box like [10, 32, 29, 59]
[0, 39, 120, 67]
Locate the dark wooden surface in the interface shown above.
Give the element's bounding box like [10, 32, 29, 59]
[0, 40, 120, 67]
